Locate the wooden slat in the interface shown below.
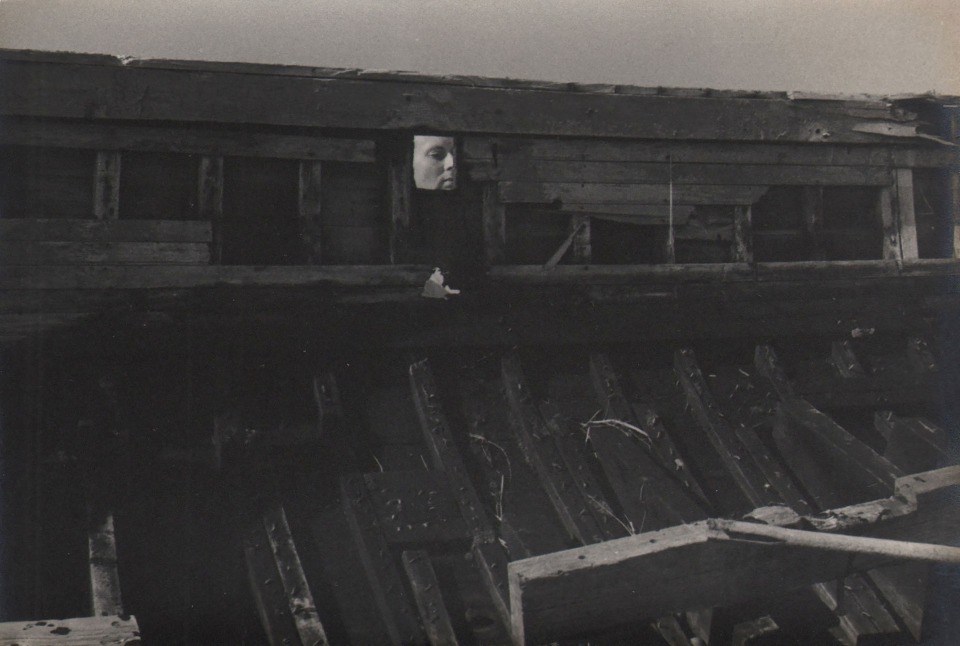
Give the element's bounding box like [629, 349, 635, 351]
[261, 505, 330, 646]
[732, 205, 753, 262]
[243, 515, 307, 646]
[813, 572, 900, 646]
[93, 151, 121, 220]
[0, 615, 141, 645]
[895, 168, 919, 259]
[878, 185, 901, 260]
[0, 116, 376, 161]
[298, 161, 323, 263]
[569, 215, 591, 263]
[481, 183, 505, 265]
[341, 474, 427, 645]
[401, 550, 461, 646]
[875, 412, 947, 474]
[408, 359, 511, 627]
[469, 159, 893, 185]
[499, 181, 769, 206]
[198, 155, 224, 262]
[0, 58, 922, 143]
[87, 507, 123, 617]
[0, 241, 210, 265]
[508, 466, 960, 644]
[500, 354, 606, 545]
[0, 219, 212, 242]
[462, 137, 957, 168]
[559, 204, 695, 222]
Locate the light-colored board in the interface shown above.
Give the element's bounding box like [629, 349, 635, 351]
[0, 615, 140, 645]
[895, 168, 919, 259]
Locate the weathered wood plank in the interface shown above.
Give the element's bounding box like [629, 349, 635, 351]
[895, 168, 919, 259]
[469, 159, 893, 185]
[500, 354, 606, 545]
[298, 161, 323, 263]
[93, 151, 121, 220]
[341, 474, 427, 645]
[261, 505, 330, 646]
[569, 215, 591, 263]
[481, 183, 505, 265]
[815, 573, 901, 646]
[244, 514, 308, 646]
[0, 218, 212, 242]
[364, 471, 470, 544]
[874, 412, 947, 474]
[0, 117, 376, 161]
[588, 353, 706, 528]
[198, 155, 224, 262]
[732, 205, 753, 262]
[0, 615, 141, 645]
[389, 147, 412, 264]
[463, 137, 957, 168]
[0, 241, 210, 265]
[408, 359, 511, 627]
[0, 58, 922, 143]
[401, 550, 461, 646]
[499, 181, 769, 206]
[87, 509, 123, 617]
[508, 466, 960, 644]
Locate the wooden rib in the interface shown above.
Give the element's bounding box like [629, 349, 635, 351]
[298, 161, 323, 264]
[499, 181, 769, 206]
[93, 151, 121, 220]
[500, 354, 606, 545]
[462, 137, 957, 168]
[0, 117, 376, 161]
[243, 516, 307, 646]
[482, 183, 505, 265]
[261, 505, 330, 646]
[341, 474, 427, 646]
[408, 359, 510, 627]
[365, 471, 470, 544]
[674, 348, 781, 508]
[401, 550, 461, 646]
[468, 159, 893, 186]
[198, 155, 224, 262]
[588, 353, 706, 527]
[0, 219, 212, 242]
[874, 412, 947, 476]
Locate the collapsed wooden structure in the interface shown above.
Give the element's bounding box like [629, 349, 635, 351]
[0, 49, 959, 645]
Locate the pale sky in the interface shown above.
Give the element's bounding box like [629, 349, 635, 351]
[0, 0, 957, 95]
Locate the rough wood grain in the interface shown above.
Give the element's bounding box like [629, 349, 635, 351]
[401, 550, 461, 646]
[0, 615, 141, 645]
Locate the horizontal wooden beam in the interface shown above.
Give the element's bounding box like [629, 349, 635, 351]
[0, 117, 376, 161]
[463, 137, 957, 168]
[0, 58, 924, 143]
[508, 466, 960, 644]
[469, 160, 892, 186]
[0, 241, 210, 265]
[0, 219, 212, 242]
[498, 181, 769, 205]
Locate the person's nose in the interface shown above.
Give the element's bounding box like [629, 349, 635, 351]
[443, 152, 455, 172]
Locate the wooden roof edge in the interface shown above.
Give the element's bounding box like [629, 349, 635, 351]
[3, 47, 958, 107]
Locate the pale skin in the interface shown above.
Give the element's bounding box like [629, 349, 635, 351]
[428, 268, 459, 294]
[413, 135, 456, 190]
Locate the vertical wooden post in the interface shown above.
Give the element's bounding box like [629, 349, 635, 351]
[198, 156, 224, 263]
[878, 186, 900, 260]
[570, 215, 591, 263]
[732, 205, 753, 262]
[298, 161, 323, 264]
[389, 142, 413, 264]
[949, 107, 960, 258]
[894, 168, 919, 259]
[93, 151, 121, 220]
[802, 187, 825, 260]
[481, 183, 505, 265]
[87, 508, 123, 616]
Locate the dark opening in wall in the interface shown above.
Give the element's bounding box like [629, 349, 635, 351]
[914, 168, 955, 258]
[0, 146, 95, 219]
[119, 151, 198, 220]
[591, 217, 661, 264]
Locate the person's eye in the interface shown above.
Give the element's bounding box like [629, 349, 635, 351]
[427, 147, 447, 161]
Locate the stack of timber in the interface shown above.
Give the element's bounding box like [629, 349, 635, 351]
[1, 49, 959, 645]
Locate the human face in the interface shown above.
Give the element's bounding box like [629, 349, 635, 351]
[413, 135, 456, 190]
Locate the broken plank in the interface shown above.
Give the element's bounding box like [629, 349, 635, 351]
[0, 615, 141, 645]
[341, 474, 427, 645]
[500, 354, 606, 545]
[0, 219, 212, 242]
[499, 181, 769, 206]
[401, 550, 461, 646]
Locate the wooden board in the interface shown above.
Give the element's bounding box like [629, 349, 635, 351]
[0, 615, 141, 645]
[0, 241, 210, 265]
[0, 219, 212, 242]
[508, 466, 960, 644]
[499, 182, 769, 206]
[0, 58, 927, 144]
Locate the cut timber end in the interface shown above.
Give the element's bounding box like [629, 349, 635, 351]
[508, 466, 960, 644]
